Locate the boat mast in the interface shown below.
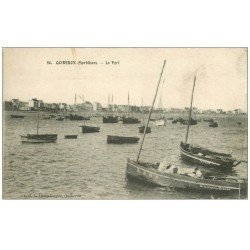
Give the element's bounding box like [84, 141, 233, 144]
[127, 92, 130, 117]
[37, 106, 40, 135]
[136, 60, 166, 162]
[141, 98, 144, 125]
[185, 75, 196, 144]
[74, 93, 77, 115]
[83, 95, 86, 125]
[108, 93, 110, 116]
[111, 93, 113, 116]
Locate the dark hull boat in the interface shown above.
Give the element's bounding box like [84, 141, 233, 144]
[126, 159, 247, 196]
[65, 134, 78, 139]
[203, 118, 214, 122]
[172, 117, 185, 124]
[42, 116, 51, 120]
[69, 114, 90, 120]
[122, 117, 141, 124]
[79, 125, 100, 133]
[21, 134, 57, 143]
[107, 135, 139, 144]
[103, 116, 119, 123]
[56, 117, 64, 121]
[180, 118, 197, 125]
[180, 142, 240, 169]
[11, 114, 25, 118]
[138, 126, 151, 134]
[209, 121, 218, 127]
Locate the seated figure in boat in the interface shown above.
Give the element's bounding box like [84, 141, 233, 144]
[158, 158, 178, 173]
[188, 167, 203, 178]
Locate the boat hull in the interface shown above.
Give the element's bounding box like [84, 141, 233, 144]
[80, 125, 100, 133]
[122, 117, 141, 124]
[64, 135, 78, 139]
[139, 126, 151, 134]
[107, 135, 139, 144]
[103, 116, 119, 123]
[11, 115, 25, 118]
[126, 159, 247, 194]
[154, 119, 166, 126]
[21, 134, 57, 143]
[180, 142, 237, 168]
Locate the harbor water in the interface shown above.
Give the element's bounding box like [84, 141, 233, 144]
[3, 112, 248, 199]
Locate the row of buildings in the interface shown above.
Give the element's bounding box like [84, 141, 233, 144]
[3, 98, 246, 115]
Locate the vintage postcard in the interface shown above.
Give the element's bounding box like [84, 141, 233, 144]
[2, 48, 248, 199]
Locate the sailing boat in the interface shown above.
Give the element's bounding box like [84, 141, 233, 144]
[154, 96, 166, 126]
[138, 98, 151, 133]
[180, 76, 240, 169]
[21, 108, 57, 143]
[122, 92, 141, 124]
[79, 95, 100, 133]
[126, 61, 247, 197]
[69, 93, 86, 120]
[103, 93, 118, 123]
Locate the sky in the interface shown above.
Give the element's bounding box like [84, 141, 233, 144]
[3, 48, 247, 111]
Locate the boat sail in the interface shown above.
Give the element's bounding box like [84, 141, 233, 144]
[122, 92, 141, 124]
[79, 95, 100, 133]
[126, 61, 247, 197]
[138, 98, 151, 134]
[180, 76, 240, 169]
[154, 96, 166, 126]
[21, 107, 57, 143]
[103, 93, 119, 123]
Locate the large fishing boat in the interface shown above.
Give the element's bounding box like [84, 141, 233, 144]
[126, 159, 247, 196]
[180, 76, 240, 169]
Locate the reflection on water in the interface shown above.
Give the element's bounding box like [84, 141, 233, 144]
[3, 111, 248, 199]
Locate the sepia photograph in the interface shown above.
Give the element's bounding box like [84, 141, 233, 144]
[2, 47, 248, 200]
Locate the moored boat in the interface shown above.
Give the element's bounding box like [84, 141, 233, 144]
[107, 135, 139, 144]
[11, 114, 25, 118]
[139, 126, 151, 134]
[123, 117, 140, 124]
[79, 125, 100, 133]
[122, 92, 141, 124]
[126, 158, 247, 196]
[65, 134, 78, 139]
[154, 118, 166, 126]
[21, 134, 57, 143]
[180, 141, 240, 168]
[56, 116, 64, 121]
[21, 108, 57, 143]
[209, 121, 218, 127]
[103, 116, 119, 123]
[180, 76, 240, 169]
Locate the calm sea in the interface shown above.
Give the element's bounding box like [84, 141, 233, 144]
[2, 111, 248, 199]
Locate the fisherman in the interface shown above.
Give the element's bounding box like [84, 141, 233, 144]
[158, 158, 178, 173]
[195, 167, 203, 178]
[188, 167, 203, 178]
